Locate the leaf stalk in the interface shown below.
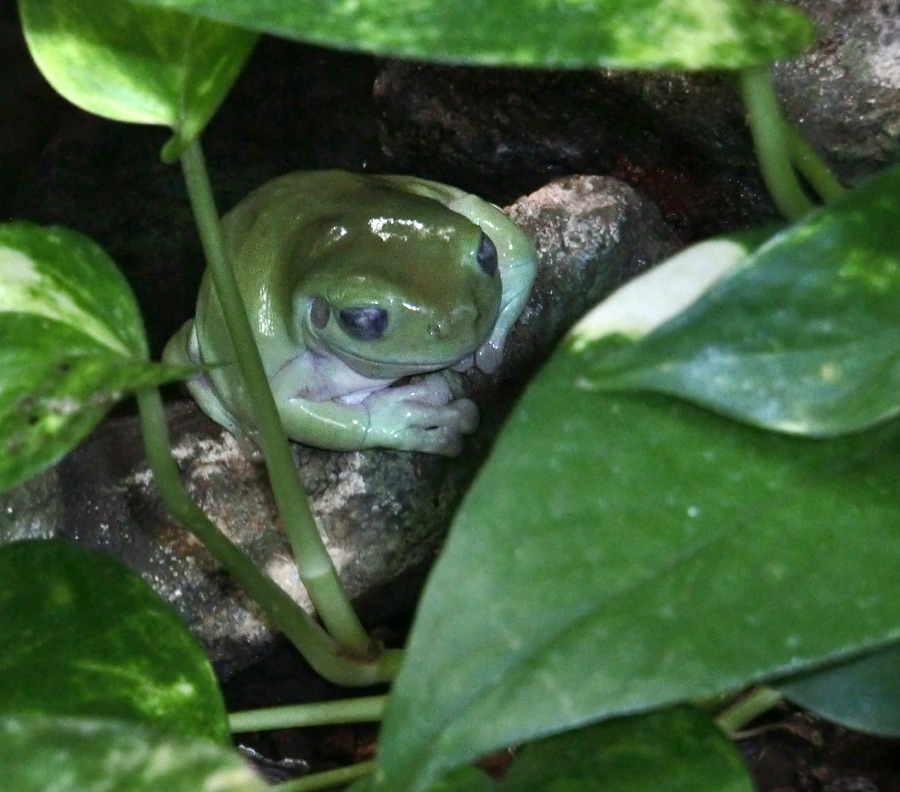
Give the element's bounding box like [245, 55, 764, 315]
[136, 388, 400, 686]
[272, 761, 374, 792]
[739, 66, 814, 221]
[230, 694, 387, 733]
[178, 140, 370, 653]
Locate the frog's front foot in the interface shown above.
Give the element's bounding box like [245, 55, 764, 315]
[362, 373, 478, 456]
[451, 339, 503, 375]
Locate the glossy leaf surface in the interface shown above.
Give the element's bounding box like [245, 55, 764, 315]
[373, 344, 900, 792]
[0, 223, 191, 493]
[575, 165, 900, 437]
[132, 0, 814, 70]
[778, 642, 900, 736]
[501, 708, 752, 792]
[20, 0, 256, 157]
[0, 540, 229, 743]
[0, 715, 264, 792]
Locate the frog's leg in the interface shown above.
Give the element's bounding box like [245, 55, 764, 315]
[446, 194, 538, 373]
[162, 320, 248, 442]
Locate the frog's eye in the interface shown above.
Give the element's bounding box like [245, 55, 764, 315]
[310, 296, 330, 329]
[339, 306, 389, 341]
[476, 233, 498, 277]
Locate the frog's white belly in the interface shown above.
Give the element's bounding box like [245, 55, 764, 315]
[271, 348, 395, 404]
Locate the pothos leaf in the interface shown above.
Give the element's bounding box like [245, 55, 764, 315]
[19, 0, 256, 159]
[0, 223, 192, 493]
[0, 540, 229, 743]
[131, 0, 814, 70]
[372, 342, 900, 792]
[574, 164, 900, 437]
[0, 715, 264, 792]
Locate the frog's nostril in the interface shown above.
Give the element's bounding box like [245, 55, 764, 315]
[339, 306, 388, 340]
[431, 304, 478, 338]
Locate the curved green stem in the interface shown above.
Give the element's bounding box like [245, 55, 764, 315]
[739, 66, 814, 221]
[273, 762, 374, 792]
[714, 686, 783, 733]
[178, 140, 369, 653]
[784, 124, 844, 202]
[136, 388, 400, 686]
[230, 694, 386, 733]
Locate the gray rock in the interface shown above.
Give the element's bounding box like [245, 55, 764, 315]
[375, 4, 899, 234]
[374, 62, 768, 240]
[3, 176, 675, 679]
[774, 0, 900, 182]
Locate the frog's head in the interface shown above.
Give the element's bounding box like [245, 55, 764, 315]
[292, 192, 502, 380]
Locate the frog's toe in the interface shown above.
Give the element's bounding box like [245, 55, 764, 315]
[454, 398, 479, 433]
[404, 403, 462, 430]
[394, 375, 454, 406]
[474, 340, 503, 374]
[451, 354, 475, 373]
[415, 425, 464, 457]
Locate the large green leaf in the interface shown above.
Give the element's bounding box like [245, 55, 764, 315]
[0, 715, 264, 792]
[132, 0, 814, 70]
[575, 165, 900, 437]
[20, 0, 256, 159]
[501, 708, 752, 792]
[0, 540, 229, 744]
[777, 642, 900, 737]
[0, 223, 191, 493]
[0, 222, 147, 357]
[372, 345, 900, 792]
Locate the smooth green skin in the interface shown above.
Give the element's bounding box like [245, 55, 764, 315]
[165, 171, 537, 455]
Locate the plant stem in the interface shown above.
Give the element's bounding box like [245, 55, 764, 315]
[784, 124, 844, 202]
[273, 762, 374, 792]
[230, 694, 386, 733]
[136, 388, 401, 686]
[739, 66, 814, 222]
[178, 140, 370, 653]
[714, 686, 783, 733]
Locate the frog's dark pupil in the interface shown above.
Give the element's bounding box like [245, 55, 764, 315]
[339, 306, 389, 341]
[310, 296, 330, 329]
[476, 233, 498, 276]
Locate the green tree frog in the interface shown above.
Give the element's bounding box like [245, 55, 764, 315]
[164, 171, 537, 456]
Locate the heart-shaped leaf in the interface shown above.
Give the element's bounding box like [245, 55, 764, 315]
[372, 343, 900, 792]
[0, 540, 229, 742]
[575, 164, 900, 437]
[132, 0, 814, 70]
[502, 708, 753, 792]
[20, 0, 256, 159]
[0, 223, 192, 493]
[0, 715, 264, 792]
[778, 642, 900, 737]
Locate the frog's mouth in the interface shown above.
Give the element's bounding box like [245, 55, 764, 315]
[327, 343, 470, 380]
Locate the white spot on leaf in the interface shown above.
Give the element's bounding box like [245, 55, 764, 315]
[570, 238, 751, 348]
